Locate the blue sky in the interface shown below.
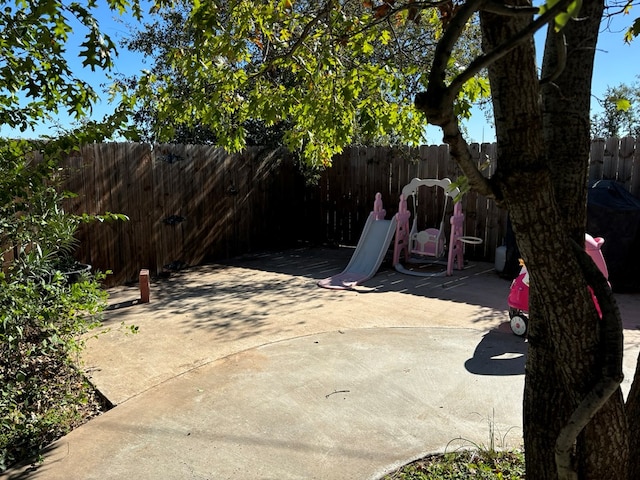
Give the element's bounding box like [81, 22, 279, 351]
[2, 6, 639, 144]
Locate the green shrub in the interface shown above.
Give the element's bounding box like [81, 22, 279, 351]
[0, 271, 108, 471]
[0, 139, 112, 471]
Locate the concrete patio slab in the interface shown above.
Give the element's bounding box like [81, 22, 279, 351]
[3, 247, 640, 480]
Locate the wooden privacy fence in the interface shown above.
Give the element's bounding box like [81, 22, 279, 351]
[589, 136, 640, 195]
[61, 137, 639, 286]
[64, 144, 306, 286]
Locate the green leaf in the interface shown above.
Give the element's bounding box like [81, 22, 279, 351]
[614, 98, 632, 112]
[625, 18, 640, 44]
[539, 0, 583, 32]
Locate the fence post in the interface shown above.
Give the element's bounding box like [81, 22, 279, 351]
[139, 269, 150, 303]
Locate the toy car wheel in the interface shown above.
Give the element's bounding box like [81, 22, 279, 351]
[510, 312, 528, 337]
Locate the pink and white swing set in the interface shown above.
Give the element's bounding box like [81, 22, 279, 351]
[392, 178, 483, 277]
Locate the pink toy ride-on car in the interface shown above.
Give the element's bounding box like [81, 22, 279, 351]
[507, 234, 609, 336]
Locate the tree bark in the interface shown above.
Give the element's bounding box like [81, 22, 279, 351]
[477, 11, 566, 476]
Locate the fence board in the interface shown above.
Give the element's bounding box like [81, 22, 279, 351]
[89, 144, 116, 284]
[131, 143, 155, 279]
[463, 143, 482, 258]
[632, 137, 640, 198]
[355, 146, 368, 235]
[389, 148, 406, 205]
[210, 147, 232, 258]
[619, 136, 635, 188]
[603, 137, 619, 180]
[481, 143, 500, 260]
[151, 147, 168, 273]
[233, 149, 250, 254]
[422, 145, 439, 231]
[193, 146, 208, 260]
[589, 138, 606, 184]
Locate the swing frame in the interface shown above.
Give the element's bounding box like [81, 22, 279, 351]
[392, 178, 480, 277]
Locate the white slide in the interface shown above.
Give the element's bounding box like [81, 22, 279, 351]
[318, 213, 397, 290]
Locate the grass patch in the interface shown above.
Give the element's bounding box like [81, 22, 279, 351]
[383, 449, 526, 479]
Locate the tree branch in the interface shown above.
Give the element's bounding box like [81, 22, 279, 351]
[414, 0, 497, 199]
[449, 0, 576, 94]
[539, 30, 567, 85]
[481, 0, 539, 15]
[333, 1, 449, 46]
[444, 121, 500, 199]
[428, 0, 486, 94]
[415, 0, 581, 200]
[555, 377, 620, 480]
[249, 1, 334, 79]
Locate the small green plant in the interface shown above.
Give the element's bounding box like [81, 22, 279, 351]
[1, 140, 127, 283]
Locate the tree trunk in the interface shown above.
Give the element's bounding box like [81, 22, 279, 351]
[480, 2, 628, 478]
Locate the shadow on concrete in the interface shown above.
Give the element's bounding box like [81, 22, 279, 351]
[102, 256, 337, 341]
[106, 299, 142, 311]
[465, 326, 528, 376]
[223, 246, 512, 310]
[103, 246, 640, 343]
[222, 246, 640, 331]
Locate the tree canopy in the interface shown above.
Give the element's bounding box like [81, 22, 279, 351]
[0, 0, 146, 135]
[117, 0, 488, 165]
